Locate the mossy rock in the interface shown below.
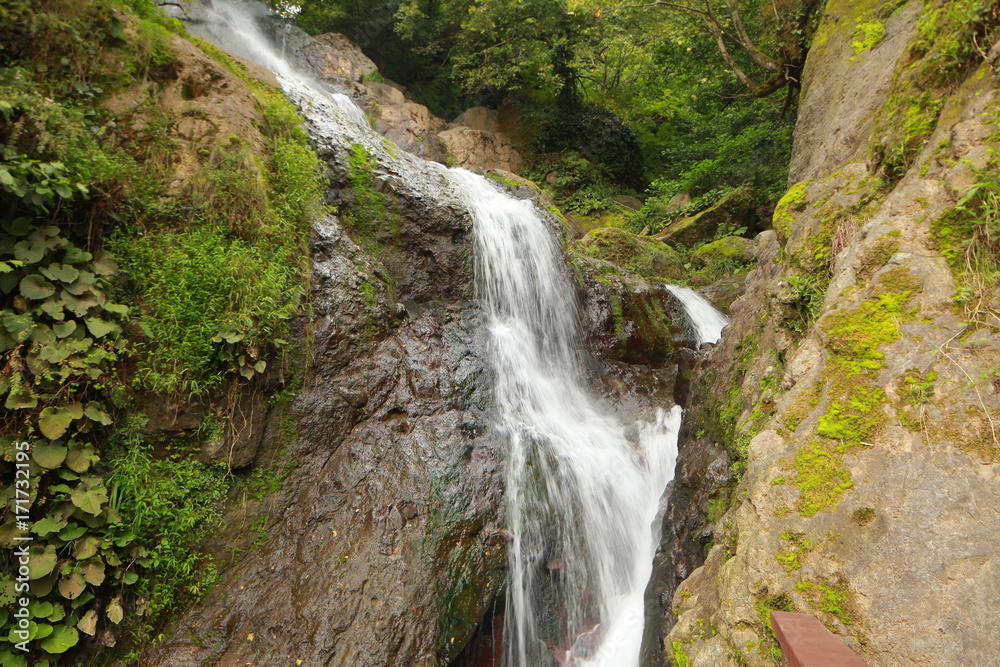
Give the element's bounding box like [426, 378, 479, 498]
[578, 226, 684, 281]
[653, 186, 756, 247]
[691, 236, 755, 266]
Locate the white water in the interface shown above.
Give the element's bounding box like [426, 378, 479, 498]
[190, 4, 731, 664]
[448, 169, 681, 665]
[186, 0, 369, 127]
[666, 285, 730, 346]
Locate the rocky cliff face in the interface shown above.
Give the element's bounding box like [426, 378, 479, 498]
[655, 1, 1000, 664]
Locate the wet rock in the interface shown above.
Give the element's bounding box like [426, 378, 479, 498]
[577, 227, 685, 282]
[573, 252, 688, 367]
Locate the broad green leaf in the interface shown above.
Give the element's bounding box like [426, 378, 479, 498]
[106, 596, 124, 624]
[4, 386, 37, 409]
[61, 290, 100, 316]
[53, 320, 77, 338]
[0, 272, 18, 294]
[70, 479, 108, 516]
[28, 545, 58, 579]
[40, 298, 64, 319]
[57, 571, 86, 600]
[14, 240, 44, 264]
[1, 216, 33, 236]
[2, 311, 32, 336]
[77, 609, 98, 636]
[32, 516, 68, 537]
[62, 247, 92, 264]
[57, 524, 87, 541]
[32, 442, 67, 469]
[20, 274, 56, 299]
[73, 535, 99, 560]
[85, 317, 118, 338]
[44, 263, 80, 284]
[103, 302, 129, 316]
[38, 403, 83, 440]
[81, 558, 105, 586]
[63, 271, 96, 296]
[122, 571, 139, 585]
[40, 623, 79, 653]
[91, 250, 118, 276]
[66, 445, 100, 473]
[29, 601, 55, 619]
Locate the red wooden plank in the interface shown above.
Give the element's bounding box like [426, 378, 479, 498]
[770, 611, 870, 667]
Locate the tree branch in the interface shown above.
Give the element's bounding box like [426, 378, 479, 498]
[724, 0, 781, 71]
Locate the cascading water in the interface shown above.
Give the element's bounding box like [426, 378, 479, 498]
[665, 285, 730, 346]
[188, 3, 730, 664]
[448, 167, 683, 666]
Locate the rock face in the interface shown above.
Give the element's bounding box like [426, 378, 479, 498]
[654, 1, 1000, 665]
[255, 18, 524, 171]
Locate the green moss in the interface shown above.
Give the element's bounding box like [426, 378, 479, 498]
[796, 577, 855, 625]
[856, 229, 901, 283]
[577, 226, 684, 281]
[851, 21, 886, 54]
[816, 387, 887, 443]
[772, 181, 810, 241]
[671, 641, 692, 667]
[852, 507, 876, 526]
[777, 532, 815, 572]
[784, 383, 823, 432]
[343, 143, 400, 249]
[792, 442, 855, 517]
[822, 274, 920, 377]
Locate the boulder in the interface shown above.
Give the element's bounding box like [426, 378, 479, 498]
[453, 106, 501, 133]
[439, 127, 524, 173]
[578, 226, 684, 282]
[653, 186, 756, 247]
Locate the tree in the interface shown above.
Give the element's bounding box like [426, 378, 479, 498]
[622, 0, 825, 100]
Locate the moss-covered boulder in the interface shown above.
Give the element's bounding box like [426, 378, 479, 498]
[578, 226, 685, 281]
[691, 236, 755, 266]
[652, 186, 756, 247]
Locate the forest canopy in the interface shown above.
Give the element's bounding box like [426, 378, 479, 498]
[266, 0, 824, 231]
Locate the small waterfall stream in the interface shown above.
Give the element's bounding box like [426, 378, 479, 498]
[188, 3, 729, 664]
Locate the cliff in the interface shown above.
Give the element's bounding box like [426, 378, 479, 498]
[656, 0, 1000, 664]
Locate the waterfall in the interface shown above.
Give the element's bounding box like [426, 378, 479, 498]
[447, 169, 681, 666]
[188, 3, 730, 664]
[665, 285, 730, 346]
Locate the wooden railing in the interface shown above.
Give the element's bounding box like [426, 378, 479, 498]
[770, 611, 870, 666]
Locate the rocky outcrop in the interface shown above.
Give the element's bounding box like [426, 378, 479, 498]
[655, 1, 1000, 665]
[439, 126, 524, 173]
[254, 17, 524, 171]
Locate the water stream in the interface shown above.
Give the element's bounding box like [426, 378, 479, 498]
[188, 4, 728, 664]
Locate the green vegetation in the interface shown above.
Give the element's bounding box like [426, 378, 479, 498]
[931, 152, 1000, 323]
[1, 2, 323, 663]
[851, 21, 886, 54]
[852, 507, 876, 526]
[776, 531, 814, 572]
[872, 0, 999, 180]
[796, 577, 854, 625]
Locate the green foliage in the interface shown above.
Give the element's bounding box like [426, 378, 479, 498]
[577, 227, 684, 281]
[772, 181, 809, 241]
[852, 507, 876, 526]
[872, 0, 999, 179]
[342, 143, 398, 249]
[106, 418, 227, 625]
[1, 3, 322, 662]
[931, 153, 1000, 322]
[671, 641, 692, 667]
